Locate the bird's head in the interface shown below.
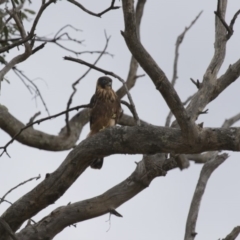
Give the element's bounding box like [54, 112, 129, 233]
[97, 76, 112, 90]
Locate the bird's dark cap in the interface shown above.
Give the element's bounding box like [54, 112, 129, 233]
[97, 76, 112, 88]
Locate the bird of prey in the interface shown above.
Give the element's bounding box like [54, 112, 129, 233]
[88, 76, 123, 169]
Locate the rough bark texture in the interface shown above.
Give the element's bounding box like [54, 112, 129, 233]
[0, 0, 240, 239]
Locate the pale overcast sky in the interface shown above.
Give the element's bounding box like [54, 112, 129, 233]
[1, 0, 240, 239]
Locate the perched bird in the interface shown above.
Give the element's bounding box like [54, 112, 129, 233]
[88, 76, 123, 169]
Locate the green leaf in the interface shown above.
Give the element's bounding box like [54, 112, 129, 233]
[24, 9, 36, 15]
[20, 12, 28, 20]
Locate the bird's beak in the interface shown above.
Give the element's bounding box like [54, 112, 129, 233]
[106, 81, 112, 87]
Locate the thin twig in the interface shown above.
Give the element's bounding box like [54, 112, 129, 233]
[120, 100, 138, 123]
[0, 104, 90, 157]
[190, 78, 201, 89]
[14, 68, 50, 116]
[0, 174, 41, 204]
[0, 0, 55, 54]
[171, 11, 203, 86]
[67, 0, 120, 18]
[64, 56, 141, 126]
[0, 198, 12, 205]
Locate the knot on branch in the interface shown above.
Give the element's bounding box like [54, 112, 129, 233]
[214, 0, 240, 40]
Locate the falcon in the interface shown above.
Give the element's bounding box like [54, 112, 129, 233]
[88, 76, 123, 169]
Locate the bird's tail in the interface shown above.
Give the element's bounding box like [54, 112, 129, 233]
[90, 158, 104, 169]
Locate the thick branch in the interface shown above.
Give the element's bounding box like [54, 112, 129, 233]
[121, 0, 197, 139]
[0, 125, 240, 236]
[0, 104, 90, 152]
[16, 154, 176, 239]
[0, 218, 17, 240]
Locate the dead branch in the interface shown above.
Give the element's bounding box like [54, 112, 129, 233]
[0, 104, 90, 157]
[214, 0, 240, 40]
[15, 155, 176, 239]
[184, 0, 228, 124]
[67, 0, 120, 18]
[120, 100, 138, 124]
[13, 67, 50, 116]
[184, 153, 228, 240]
[171, 11, 202, 87]
[0, 57, 50, 116]
[1, 122, 240, 237]
[116, 0, 146, 99]
[223, 226, 240, 240]
[121, 0, 197, 140]
[222, 112, 240, 128]
[165, 12, 201, 128]
[211, 60, 240, 102]
[0, 174, 41, 205]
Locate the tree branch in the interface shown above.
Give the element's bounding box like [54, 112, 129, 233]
[0, 218, 17, 240]
[0, 175, 41, 205]
[185, 0, 229, 123]
[184, 153, 228, 240]
[171, 11, 202, 87]
[16, 154, 176, 239]
[223, 226, 240, 240]
[67, 0, 120, 18]
[0, 0, 55, 54]
[0, 0, 56, 90]
[0, 124, 240, 236]
[121, 0, 197, 140]
[0, 104, 90, 156]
